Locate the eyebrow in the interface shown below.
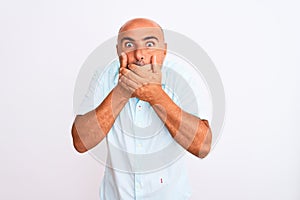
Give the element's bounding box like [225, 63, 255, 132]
[121, 37, 135, 43]
[120, 36, 159, 43]
[143, 36, 159, 42]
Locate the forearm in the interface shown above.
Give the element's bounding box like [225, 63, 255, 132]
[71, 85, 129, 153]
[150, 90, 212, 158]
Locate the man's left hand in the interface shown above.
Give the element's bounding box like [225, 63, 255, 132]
[119, 55, 163, 103]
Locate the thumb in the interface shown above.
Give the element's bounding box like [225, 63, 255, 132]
[151, 55, 159, 73]
[120, 52, 128, 69]
[119, 53, 127, 78]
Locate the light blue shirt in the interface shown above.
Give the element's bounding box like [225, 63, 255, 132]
[79, 53, 211, 200]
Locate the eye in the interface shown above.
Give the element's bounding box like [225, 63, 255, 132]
[125, 42, 134, 48]
[146, 41, 155, 47]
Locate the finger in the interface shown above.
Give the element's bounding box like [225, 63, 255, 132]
[128, 64, 152, 78]
[120, 75, 140, 90]
[151, 55, 159, 73]
[120, 67, 131, 76]
[120, 52, 128, 69]
[120, 67, 140, 81]
[118, 53, 127, 78]
[127, 63, 139, 71]
[120, 68, 142, 82]
[122, 69, 145, 85]
[119, 80, 136, 94]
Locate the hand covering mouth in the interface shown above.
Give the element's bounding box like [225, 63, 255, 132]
[135, 61, 145, 66]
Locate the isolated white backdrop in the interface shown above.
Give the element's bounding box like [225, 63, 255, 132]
[0, 0, 299, 199]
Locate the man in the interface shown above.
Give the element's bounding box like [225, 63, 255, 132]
[71, 18, 212, 199]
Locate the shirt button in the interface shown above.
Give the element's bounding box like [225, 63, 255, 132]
[137, 105, 142, 111]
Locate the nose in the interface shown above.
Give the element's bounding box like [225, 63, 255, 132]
[134, 48, 145, 61]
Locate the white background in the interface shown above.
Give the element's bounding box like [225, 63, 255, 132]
[0, 0, 299, 199]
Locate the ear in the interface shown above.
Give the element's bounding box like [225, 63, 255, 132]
[160, 43, 167, 64]
[164, 43, 167, 55]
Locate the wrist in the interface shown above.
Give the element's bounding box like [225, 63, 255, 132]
[148, 86, 165, 105]
[114, 84, 131, 103]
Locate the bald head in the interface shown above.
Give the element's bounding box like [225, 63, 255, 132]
[117, 18, 165, 46]
[119, 18, 162, 33]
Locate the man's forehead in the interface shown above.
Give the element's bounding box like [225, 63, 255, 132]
[118, 27, 164, 42]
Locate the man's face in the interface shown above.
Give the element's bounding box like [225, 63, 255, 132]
[117, 27, 167, 67]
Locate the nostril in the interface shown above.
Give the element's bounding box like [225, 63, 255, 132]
[140, 56, 144, 60]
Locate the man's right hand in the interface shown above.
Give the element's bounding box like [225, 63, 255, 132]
[115, 52, 133, 99]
